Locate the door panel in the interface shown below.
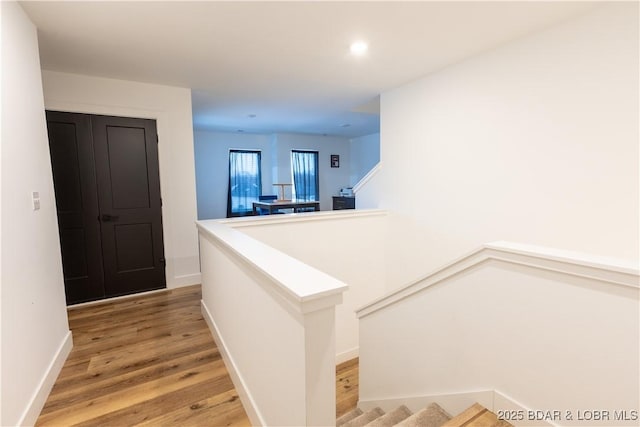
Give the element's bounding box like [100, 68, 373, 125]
[92, 115, 166, 297]
[60, 227, 89, 278]
[105, 126, 151, 209]
[114, 223, 155, 272]
[46, 112, 105, 304]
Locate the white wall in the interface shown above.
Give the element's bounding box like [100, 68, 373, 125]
[194, 131, 272, 219]
[376, 3, 639, 288]
[353, 164, 382, 210]
[349, 133, 380, 186]
[229, 210, 388, 362]
[358, 244, 639, 426]
[194, 131, 352, 219]
[1, 3, 72, 425]
[41, 71, 200, 287]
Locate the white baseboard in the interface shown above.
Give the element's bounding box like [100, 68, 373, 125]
[336, 347, 359, 364]
[18, 330, 73, 426]
[68, 277, 203, 309]
[200, 300, 265, 427]
[67, 288, 168, 309]
[493, 390, 554, 427]
[169, 272, 202, 288]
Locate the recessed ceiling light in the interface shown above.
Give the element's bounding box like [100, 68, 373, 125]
[350, 41, 368, 56]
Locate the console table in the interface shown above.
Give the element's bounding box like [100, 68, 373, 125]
[332, 196, 355, 210]
[253, 200, 320, 215]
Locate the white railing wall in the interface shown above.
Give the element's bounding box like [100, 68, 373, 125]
[197, 220, 347, 426]
[221, 209, 389, 363]
[356, 242, 639, 426]
[352, 162, 382, 210]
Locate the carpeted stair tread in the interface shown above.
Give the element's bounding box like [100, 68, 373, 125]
[337, 403, 513, 427]
[342, 407, 385, 427]
[338, 408, 364, 427]
[365, 405, 413, 427]
[396, 402, 452, 427]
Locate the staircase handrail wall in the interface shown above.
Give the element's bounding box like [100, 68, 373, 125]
[353, 161, 382, 194]
[197, 219, 347, 426]
[357, 241, 638, 318]
[356, 241, 639, 426]
[219, 209, 389, 363]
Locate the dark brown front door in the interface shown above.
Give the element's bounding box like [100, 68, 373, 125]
[47, 112, 105, 303]
[47, 112, 166, 304]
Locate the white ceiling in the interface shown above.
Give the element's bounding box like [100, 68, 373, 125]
[22, 1, 598, 138]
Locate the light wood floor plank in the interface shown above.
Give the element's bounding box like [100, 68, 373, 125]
[36, 285, 250, 427]
[41, 348, 220, 411]
[137, 389, 248, 427]
[37, 285, 360, 426]
[38, 360, 228, 426]
[71, 375, 236, 427]
[336, 357, 359, 418]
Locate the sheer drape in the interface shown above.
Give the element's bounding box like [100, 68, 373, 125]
[227, 150, 261, 217]
[291, 150, 319, 201]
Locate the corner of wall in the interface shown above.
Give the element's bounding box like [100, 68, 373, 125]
[1, 2, 73, 424]
[18, 332, 73, 426]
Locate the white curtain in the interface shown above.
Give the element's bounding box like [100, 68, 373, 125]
[291, 150, 318, 201]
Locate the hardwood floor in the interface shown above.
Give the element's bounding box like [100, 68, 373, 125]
[336, 357, 359, 418]
[37, 285, 360, 426]
[37, 285, 250, 426]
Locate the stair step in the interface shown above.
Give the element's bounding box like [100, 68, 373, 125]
[396, 402, 452, 427]
[338, 402, 513, 427]
[365, 405, 413, 427]
[338, 408, 365, 427]
[342, 407, 385, 427]
[442, 403, 512, 427]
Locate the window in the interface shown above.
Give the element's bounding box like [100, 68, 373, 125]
[227, 150, 261, 217]
[291, 150, 319, 202]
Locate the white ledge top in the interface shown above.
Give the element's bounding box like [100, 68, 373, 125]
[196, 219, 348, 311]
[218, 208, 387, 228]
[486, 241, 639, 275]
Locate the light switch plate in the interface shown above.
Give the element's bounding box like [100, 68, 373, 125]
[32, 191, 40, 211]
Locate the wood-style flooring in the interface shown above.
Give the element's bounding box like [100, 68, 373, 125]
[37, 286, 249, 426]
[37, 285, 359, 426]
[336, 357, 359, 419]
